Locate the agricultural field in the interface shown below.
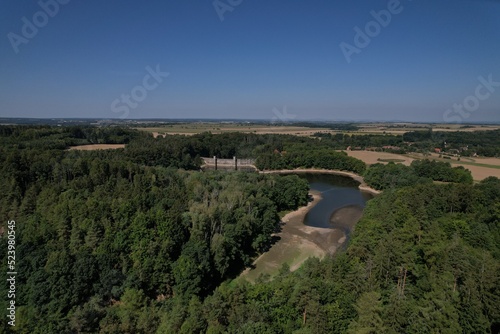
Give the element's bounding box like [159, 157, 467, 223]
[344, 150, 414, 166]
[341, 123, 500, 135]
[137, 122, 500, 137]
[136, 123, 333, 137]
[345, 149, 500, 181]
[408, 153, 500, 181]
[137, 121, 500, 181]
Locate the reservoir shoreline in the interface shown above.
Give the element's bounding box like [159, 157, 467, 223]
[259, 168, 381, 195]
[242, 171, 377, 282]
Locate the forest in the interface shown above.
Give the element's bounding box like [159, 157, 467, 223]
[176, 179, 499, 333]
[255, 145, 366, 174]
[364, 160, 474, 191]
[1, 125, 499, 333]
[0, 126, 310, 333]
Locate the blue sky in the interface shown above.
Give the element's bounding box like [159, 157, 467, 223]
[1, 0, 499, 122]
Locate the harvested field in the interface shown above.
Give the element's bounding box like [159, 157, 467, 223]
[344, 150, 414, 166]
[138, 122, 500, 137]
[408, 153, 500, 181]
[431, 126, 500, 132]
[342, 150, 500, 181]
[68, 144, 125, 151]
[452, 165, 500, 181]
[136, 124, 336, 137]
[471, 157, 500, 166]
[152, 132, 166, 138]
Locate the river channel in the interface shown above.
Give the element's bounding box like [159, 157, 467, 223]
[301, 173, 372, 243]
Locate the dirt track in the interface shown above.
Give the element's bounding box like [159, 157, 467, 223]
[68, 144, 125, 150]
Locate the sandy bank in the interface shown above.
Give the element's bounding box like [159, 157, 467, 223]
[241, 191, 365, 282]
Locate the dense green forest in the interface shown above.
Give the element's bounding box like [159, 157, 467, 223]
[255, 145, 366, 174]
[313, 132, 404, 151]
[364, 160, 474, 191]
[0, 126, 367, 175]
[0, 126, 310, 333]
[159, 180, 500, 333]
[2, 124, 498, 158]
[1, 125, 499, 333]
[0, 126, 139, 149]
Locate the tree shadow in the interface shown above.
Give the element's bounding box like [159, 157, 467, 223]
[307, 193, 314, 202]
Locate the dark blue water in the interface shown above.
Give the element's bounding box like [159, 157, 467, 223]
[298, 174, 372, 229]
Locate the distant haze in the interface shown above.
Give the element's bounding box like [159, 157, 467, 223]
[1, 0, 499, 122]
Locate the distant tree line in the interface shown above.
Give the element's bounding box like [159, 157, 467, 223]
[313, 132, 404, 150]
[255, 144, 366, 174]
[0, 125, 141, 150]
[293, 122, 360, 131]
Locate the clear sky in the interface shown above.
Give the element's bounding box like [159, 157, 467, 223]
[1, 0, 499, 122]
